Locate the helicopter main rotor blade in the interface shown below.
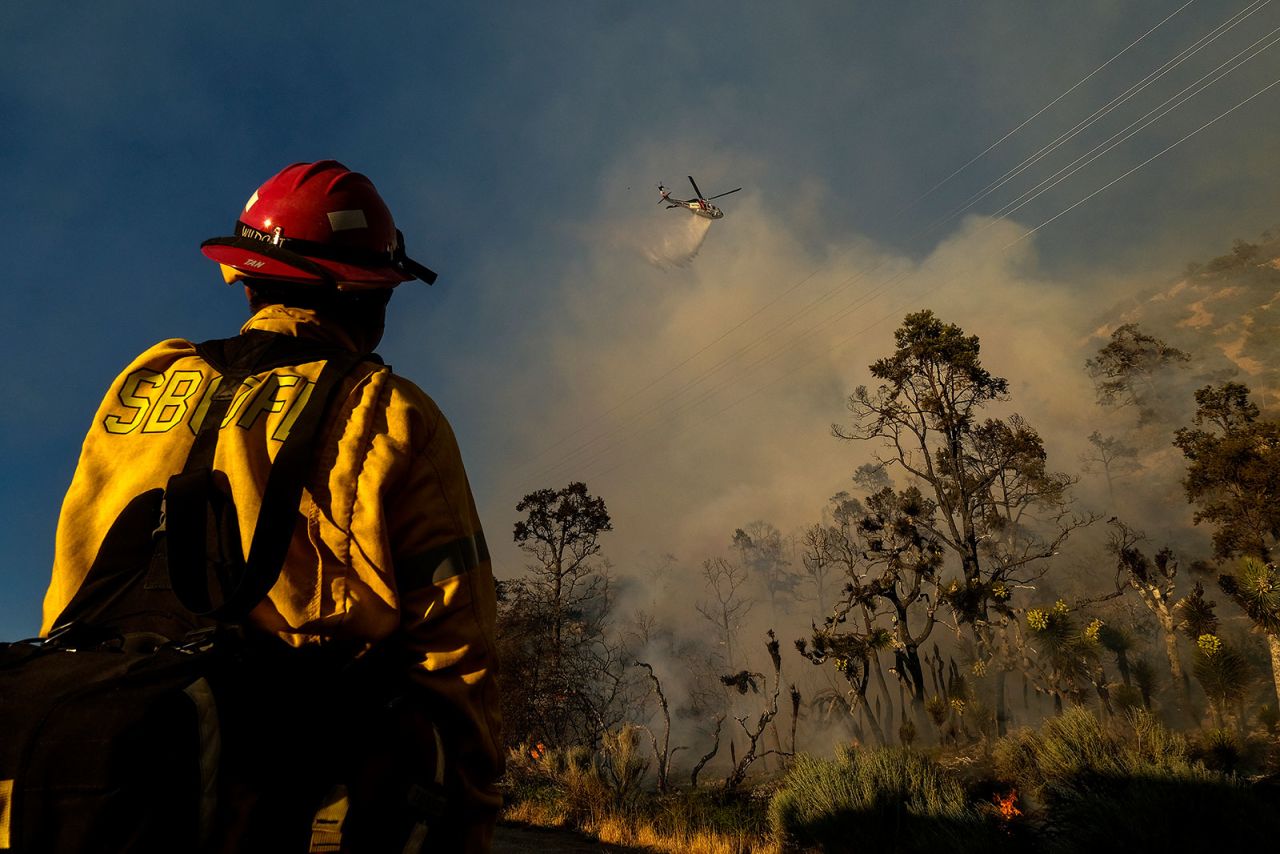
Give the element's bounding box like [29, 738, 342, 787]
[706, 188, 742, 200]
[688, 175, 705, 200]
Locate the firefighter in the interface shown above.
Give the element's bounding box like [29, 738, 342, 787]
[41, 160, 502, 851]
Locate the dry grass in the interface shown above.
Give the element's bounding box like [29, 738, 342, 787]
[504, 809, 773, 854]
[502, 799, 571, 828]
[503, 737, 777, 852]
[502, 804, 778, 854]
[589, 814, 777, 854]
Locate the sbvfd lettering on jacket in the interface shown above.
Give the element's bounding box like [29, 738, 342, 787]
[101, 365, 316, 439]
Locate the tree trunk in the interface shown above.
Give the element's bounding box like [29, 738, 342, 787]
[898, 683, 909, 742]
[1161, 625, 1194, 721]
[971, 621, 1008, 735]
[1268, 632, 1280, 711]
[1116, 650, 1131, 687]
[902, 648, 928, 714]
[871, 655, 893, 745]
[1162, 627, 1183, 683]
[861, 696, 885, 747]
[995, 668, 1008, 736]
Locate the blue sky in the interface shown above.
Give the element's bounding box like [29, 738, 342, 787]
[4, 1, 1280, 637]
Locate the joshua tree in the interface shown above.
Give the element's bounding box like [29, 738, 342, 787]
[1018, 601, 1104, 714]
[808, 486, 945, 733]
[797, 609, 892, 747]
[1107, 520, 1189, 709]
[800, 492, 902, 743]
[1096, 623, 1135, 688]
[1192, 633, 1253, 730]
[722, 631, 791, 792]
[1218, 558, 1280, 709]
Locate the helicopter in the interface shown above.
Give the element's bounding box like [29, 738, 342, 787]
[658, 175, 741, 220]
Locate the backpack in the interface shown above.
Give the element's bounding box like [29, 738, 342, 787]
[0, 331, 375, 853]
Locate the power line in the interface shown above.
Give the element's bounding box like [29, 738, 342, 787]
[903, 0, 1200, 211]
[1011, 70, 1280, 245]
[990, 23, 1280, 224]
[577, 70, 1280, 485]
[921, 0, 1269, 236]
[533, 32, 1275, 489]
[522, 4, 1279, 489]
[515, 2, 1202, 476]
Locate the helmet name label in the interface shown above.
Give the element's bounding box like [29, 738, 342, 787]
[238, 223, 275, 243]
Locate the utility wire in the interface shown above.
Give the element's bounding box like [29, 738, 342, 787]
[903, 0, 1200, 210]
[532, 9, 1280, 486]
[1011, 71, 1280, 245]
[990, 23, 1280, 224]
[535, 30, 1278, 488]
[581, 69, 1280, 484]
[516, 1, 1201, 475]
[921, 0, 1269, 236]
[523, 3, 1274, 488]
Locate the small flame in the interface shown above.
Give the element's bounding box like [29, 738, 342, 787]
[995, 789, 1022, 821]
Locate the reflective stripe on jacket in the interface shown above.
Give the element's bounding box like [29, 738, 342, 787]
[41, 304, 503, 843]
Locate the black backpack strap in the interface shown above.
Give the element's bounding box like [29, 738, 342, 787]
[166, 337, 365, 620]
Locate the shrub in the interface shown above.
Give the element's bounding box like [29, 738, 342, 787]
[1189, 727, 1269, 776]
[768, 746, 1003, 852]
[599, 726, 650, 807]
[503, 742, 614, 825]
[651, 787, 771, 841]
[993, 706, 1197, 794]
[1258, 703, 1280, 734]
[992, 706, 1280, 851]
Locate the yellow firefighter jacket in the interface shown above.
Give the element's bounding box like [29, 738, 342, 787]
[41, 305, 502, 848]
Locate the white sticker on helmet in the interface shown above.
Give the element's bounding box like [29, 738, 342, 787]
[244, 190, 259, 212]
[327, 209, 369, 232]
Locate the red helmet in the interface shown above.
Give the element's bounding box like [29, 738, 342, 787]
[201, 160, 436, 288]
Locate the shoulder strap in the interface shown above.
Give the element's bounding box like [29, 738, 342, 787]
[165, 333, 367, 620]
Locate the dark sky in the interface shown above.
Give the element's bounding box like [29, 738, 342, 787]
[4, 1, 1280, 637]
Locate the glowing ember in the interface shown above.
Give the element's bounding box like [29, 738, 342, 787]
[995, 790, 1022, 821]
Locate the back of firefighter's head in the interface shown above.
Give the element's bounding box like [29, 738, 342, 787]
[199, 160, 438, 351]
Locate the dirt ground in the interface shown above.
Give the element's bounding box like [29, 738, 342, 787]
[492, 823, 651, 853]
